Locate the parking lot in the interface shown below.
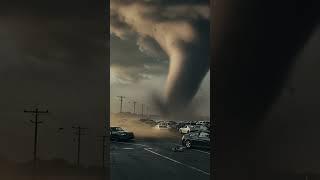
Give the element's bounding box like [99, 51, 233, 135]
[110, 138, 210, 180]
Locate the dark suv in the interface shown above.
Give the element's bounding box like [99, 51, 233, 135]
[110, 127, 134, 141]
[181, 131, 210, 149]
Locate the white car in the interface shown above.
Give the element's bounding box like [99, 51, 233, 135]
[154, 123, 169, 129]
[179, 125, 194, 134]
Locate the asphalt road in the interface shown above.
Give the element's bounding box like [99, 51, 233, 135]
[110, 138, 210, 180]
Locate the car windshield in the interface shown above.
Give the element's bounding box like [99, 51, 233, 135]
[111, 127, 124, 132]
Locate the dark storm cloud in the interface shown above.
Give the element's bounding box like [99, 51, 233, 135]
[0, 0, 107, 165]
[110, 0, 209, 115]
[111, 36, 168, 84]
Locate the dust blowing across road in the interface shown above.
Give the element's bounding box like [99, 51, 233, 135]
[110, 113, 210, 180]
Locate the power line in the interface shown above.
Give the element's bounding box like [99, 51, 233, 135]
[24, 107, 49, 168]
[117, 96, 126, 113]
[72, 126, 88, 167]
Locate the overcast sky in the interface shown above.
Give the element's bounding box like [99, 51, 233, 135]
[110, 0, 210, 117]
[0, 1, 107, 166]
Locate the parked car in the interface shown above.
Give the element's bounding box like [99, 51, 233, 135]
[176, 122, 187, 130]
[193, 125, 209, 131]
[196, 121, 206, 125]
[140, 118, 157, 127]
[154, 122, 169, 129]
[179, 125, 195, 134]
[110, 127, 134, 141]
[191, 121, 198, 125]
[167, 121, 177, 128]
[185, 121, 197, 125]
[182, 131, 210, 149]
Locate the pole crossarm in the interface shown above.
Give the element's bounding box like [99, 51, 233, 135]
[23, 107, 49, 169]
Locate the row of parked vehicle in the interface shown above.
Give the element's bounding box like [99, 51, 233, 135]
[110, 125, 210, 149]
[110, 119, 211, 149]
[154, 120, 210, 133]
[153, 120, 211, 149]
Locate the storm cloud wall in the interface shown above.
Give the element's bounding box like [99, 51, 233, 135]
[110, 0, 210, 116]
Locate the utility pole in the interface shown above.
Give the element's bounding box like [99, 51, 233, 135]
[24, 108, 48, 168]
[72, 126, 88, 167]
[141, 104, 144, 117]
[133, 101, 137, 114]
[97, 135, 107, 168]
[117, 96, 125, 113]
